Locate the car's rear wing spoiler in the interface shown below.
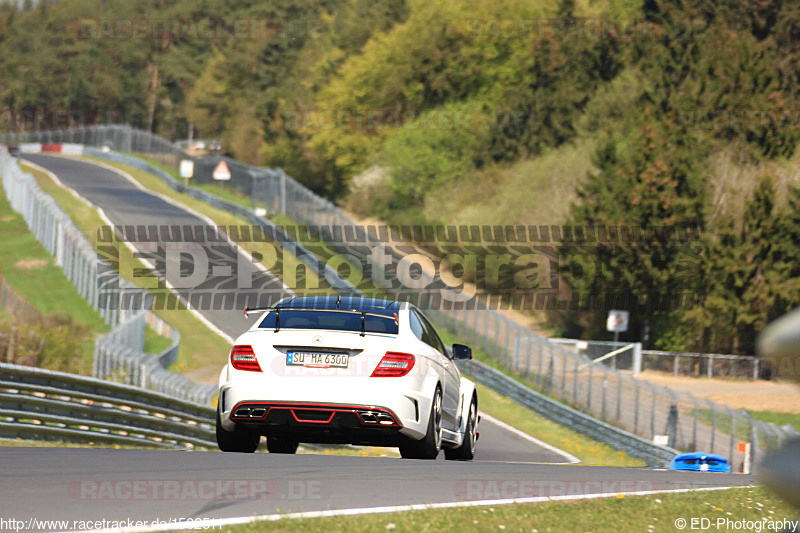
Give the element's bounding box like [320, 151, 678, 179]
[243, 305, 399, 336]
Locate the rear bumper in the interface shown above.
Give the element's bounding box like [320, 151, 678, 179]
[218, 368, 437, 442]
[226, 401, 406, 446]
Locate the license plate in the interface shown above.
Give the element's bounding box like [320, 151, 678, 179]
[286, 351, 349, 369]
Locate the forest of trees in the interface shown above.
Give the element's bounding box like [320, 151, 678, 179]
[1, 0, 799, 355]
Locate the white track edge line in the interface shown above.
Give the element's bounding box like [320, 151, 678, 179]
[67, 485, 746, 533]
[479, 412, 581, 464]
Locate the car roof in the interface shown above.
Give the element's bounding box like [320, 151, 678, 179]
[275, 296, 402, 314]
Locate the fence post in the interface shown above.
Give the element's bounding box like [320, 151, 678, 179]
[729, 407, 736, 468]
[573, 357, 579, 404]
[650, 386, 657, 439]
[279, 169, 287, 215]
[667, 403, 678, 448]
[690, 393, 698, 451]
[634, 380, 640, 435]
[524, 338, 532, 378]
[710, 401, 717, 454]
[586, 362, 593, 412]
[747, 416, 756, 474]
[632, 342, 642, 375]
[601, 368, 608, 420]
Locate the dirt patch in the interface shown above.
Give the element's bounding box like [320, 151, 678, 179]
[0, 216, 14, 222]
[704, 393, 800, 414]
[14, 258, 48, 270]
[638, 370, 800, 413]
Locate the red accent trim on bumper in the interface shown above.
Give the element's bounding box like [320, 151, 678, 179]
[229, 401, 402, 427]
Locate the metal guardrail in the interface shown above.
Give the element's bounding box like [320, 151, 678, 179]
[0, 363, 216, 448]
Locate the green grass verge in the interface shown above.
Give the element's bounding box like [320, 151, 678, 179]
[220, 486, 793, 533]
[746, 410, 800, 431]
[698, 408, 800, 441]
[143, 325, 174, 355]
[23, 160, 232, 373]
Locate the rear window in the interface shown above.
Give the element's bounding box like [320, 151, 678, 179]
[259, 310, 398, 335]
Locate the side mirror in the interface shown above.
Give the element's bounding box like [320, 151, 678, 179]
[452, 343, 472, 360]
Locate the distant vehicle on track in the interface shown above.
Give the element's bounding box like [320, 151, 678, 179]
[216, 296, 478, 460]
[670, 452, 731, 472]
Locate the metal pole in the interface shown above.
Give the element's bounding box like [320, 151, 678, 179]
[710, 401, 717, 453]
[650, 387, 657, 439]
[587, 363, 593, 412]
[634, 380, 640, 435]
[601, 368, 607, 420]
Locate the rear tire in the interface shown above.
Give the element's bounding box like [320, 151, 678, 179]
[266, 437, 299, 454]
[216, 410, 260, 453]
[445, 399, 477, 461]
[399, 387, 442, 460]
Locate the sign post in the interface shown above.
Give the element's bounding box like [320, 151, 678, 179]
[179, 159, 194, 189]
[606, 310, 629, 369]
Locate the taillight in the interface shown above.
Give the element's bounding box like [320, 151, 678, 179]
[371, 352, 415, 377]
[230, 345, 262, 372]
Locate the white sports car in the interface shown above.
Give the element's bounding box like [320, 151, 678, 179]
[216, 296, 478, 460]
